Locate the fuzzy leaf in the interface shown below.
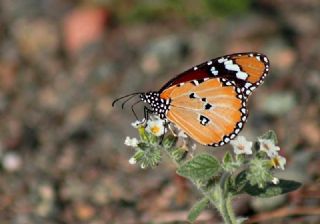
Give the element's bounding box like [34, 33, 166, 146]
[223, 151, 233, 165]
[169, 147, 187, 163]
[260, 130, 278, 144]
[138, 127, 148, 142]
[162, 135, 177, 149]
[223, 151, 237, 172]
[187, 197, 209, 223]
[243, 179, 301, 197]
[231, 170, 247, 195]
[177, 154, 220, 181]
[233, 171, 301, 197]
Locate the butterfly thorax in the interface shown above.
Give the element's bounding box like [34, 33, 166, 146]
[140, 92, 170, 119]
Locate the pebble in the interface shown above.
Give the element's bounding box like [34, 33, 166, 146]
[141, 35, 189, 75]
[2, 152, 22, 172]
[257, 92, 296, 116]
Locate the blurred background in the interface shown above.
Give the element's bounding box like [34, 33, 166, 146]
[0, 0, 319, 223]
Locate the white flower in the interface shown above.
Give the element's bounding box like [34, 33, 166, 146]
[271, 154, 286, 170]
[140, 163, 146, 169]
[258, 138, 280, 158]
[230, 136, 253, 155]
[145, 118, 165, 136]
[124, 137, 139, 147]
[128, 157, 137, 165]
[272, 177, 280, 185]
[131, 119, 145, 128]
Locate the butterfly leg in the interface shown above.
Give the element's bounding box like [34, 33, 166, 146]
[143, 106, 152, 121]
[158, 120, 168, 145]
[130, 101, 141, 120]
[168, 124, 178, 137]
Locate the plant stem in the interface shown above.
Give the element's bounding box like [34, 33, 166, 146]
[163, 147, 238, 223]
[219, 192, 237, 224]
[216, 172, 237, 224]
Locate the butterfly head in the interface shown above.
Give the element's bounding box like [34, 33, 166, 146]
[140, 92, 170, 119]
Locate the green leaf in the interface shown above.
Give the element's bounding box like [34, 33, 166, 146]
[233, 171, 302, 197]
[246, 158, 273, 188]
[138, 126, 148, 142]
[177, 154, 220, 181]
[187, 197, 209, 223]
[223, 151, 233, 165]
[223, 152, 237, 172]
[259, 130, 278, 144]
[231, 170, 248, 195]
[169, 147, 187, 163]
[162, 135, 177, 149]
[243, 179, 302, 198]
[135, 144, 162, 168]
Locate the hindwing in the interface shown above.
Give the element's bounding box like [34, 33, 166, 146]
[160, 78, 247, 146]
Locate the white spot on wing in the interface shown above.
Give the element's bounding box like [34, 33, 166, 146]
[218, 58, 227, 63]
[224, 60, 233, 65]
[236, 71, 248, 80]
[244, 83, 252, 88]
[211, 67, 218, 75]
[192, 80, 199, 85]
[225, 63, 241, 71]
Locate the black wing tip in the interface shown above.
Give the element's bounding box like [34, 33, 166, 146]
[225, 51, 269, 62]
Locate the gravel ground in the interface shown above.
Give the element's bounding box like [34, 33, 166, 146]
[0, 1, 319, 223]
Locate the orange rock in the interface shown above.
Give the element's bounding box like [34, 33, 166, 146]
[63, 7, 108, 54]
[75, 202, 95, 221]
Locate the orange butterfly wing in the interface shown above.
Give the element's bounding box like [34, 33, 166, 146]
[160, 78, 246, 146]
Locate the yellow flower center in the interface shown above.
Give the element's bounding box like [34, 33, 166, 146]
[238, 145, 245, 151]
[271, 157, 280, 168]
[150, 125, 160, 134]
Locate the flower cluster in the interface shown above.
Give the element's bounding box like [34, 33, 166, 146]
[258, 138, 286, 170]
[123, 117, 300, 223]
[230, 135, 286, 170]
[124, 116, 190, 169]
[228, 133, 286, 187]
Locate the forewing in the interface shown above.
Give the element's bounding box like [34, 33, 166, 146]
[159, 52, 269, 98]
[160, 78, 247, 146]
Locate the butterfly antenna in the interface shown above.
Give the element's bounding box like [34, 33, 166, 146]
[130, 100, 142, 120]
[112, 92, 142, 107]
[121, 94, 140, 109]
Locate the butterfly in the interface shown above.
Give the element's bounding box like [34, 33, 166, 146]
[113, 52, 270, 147]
